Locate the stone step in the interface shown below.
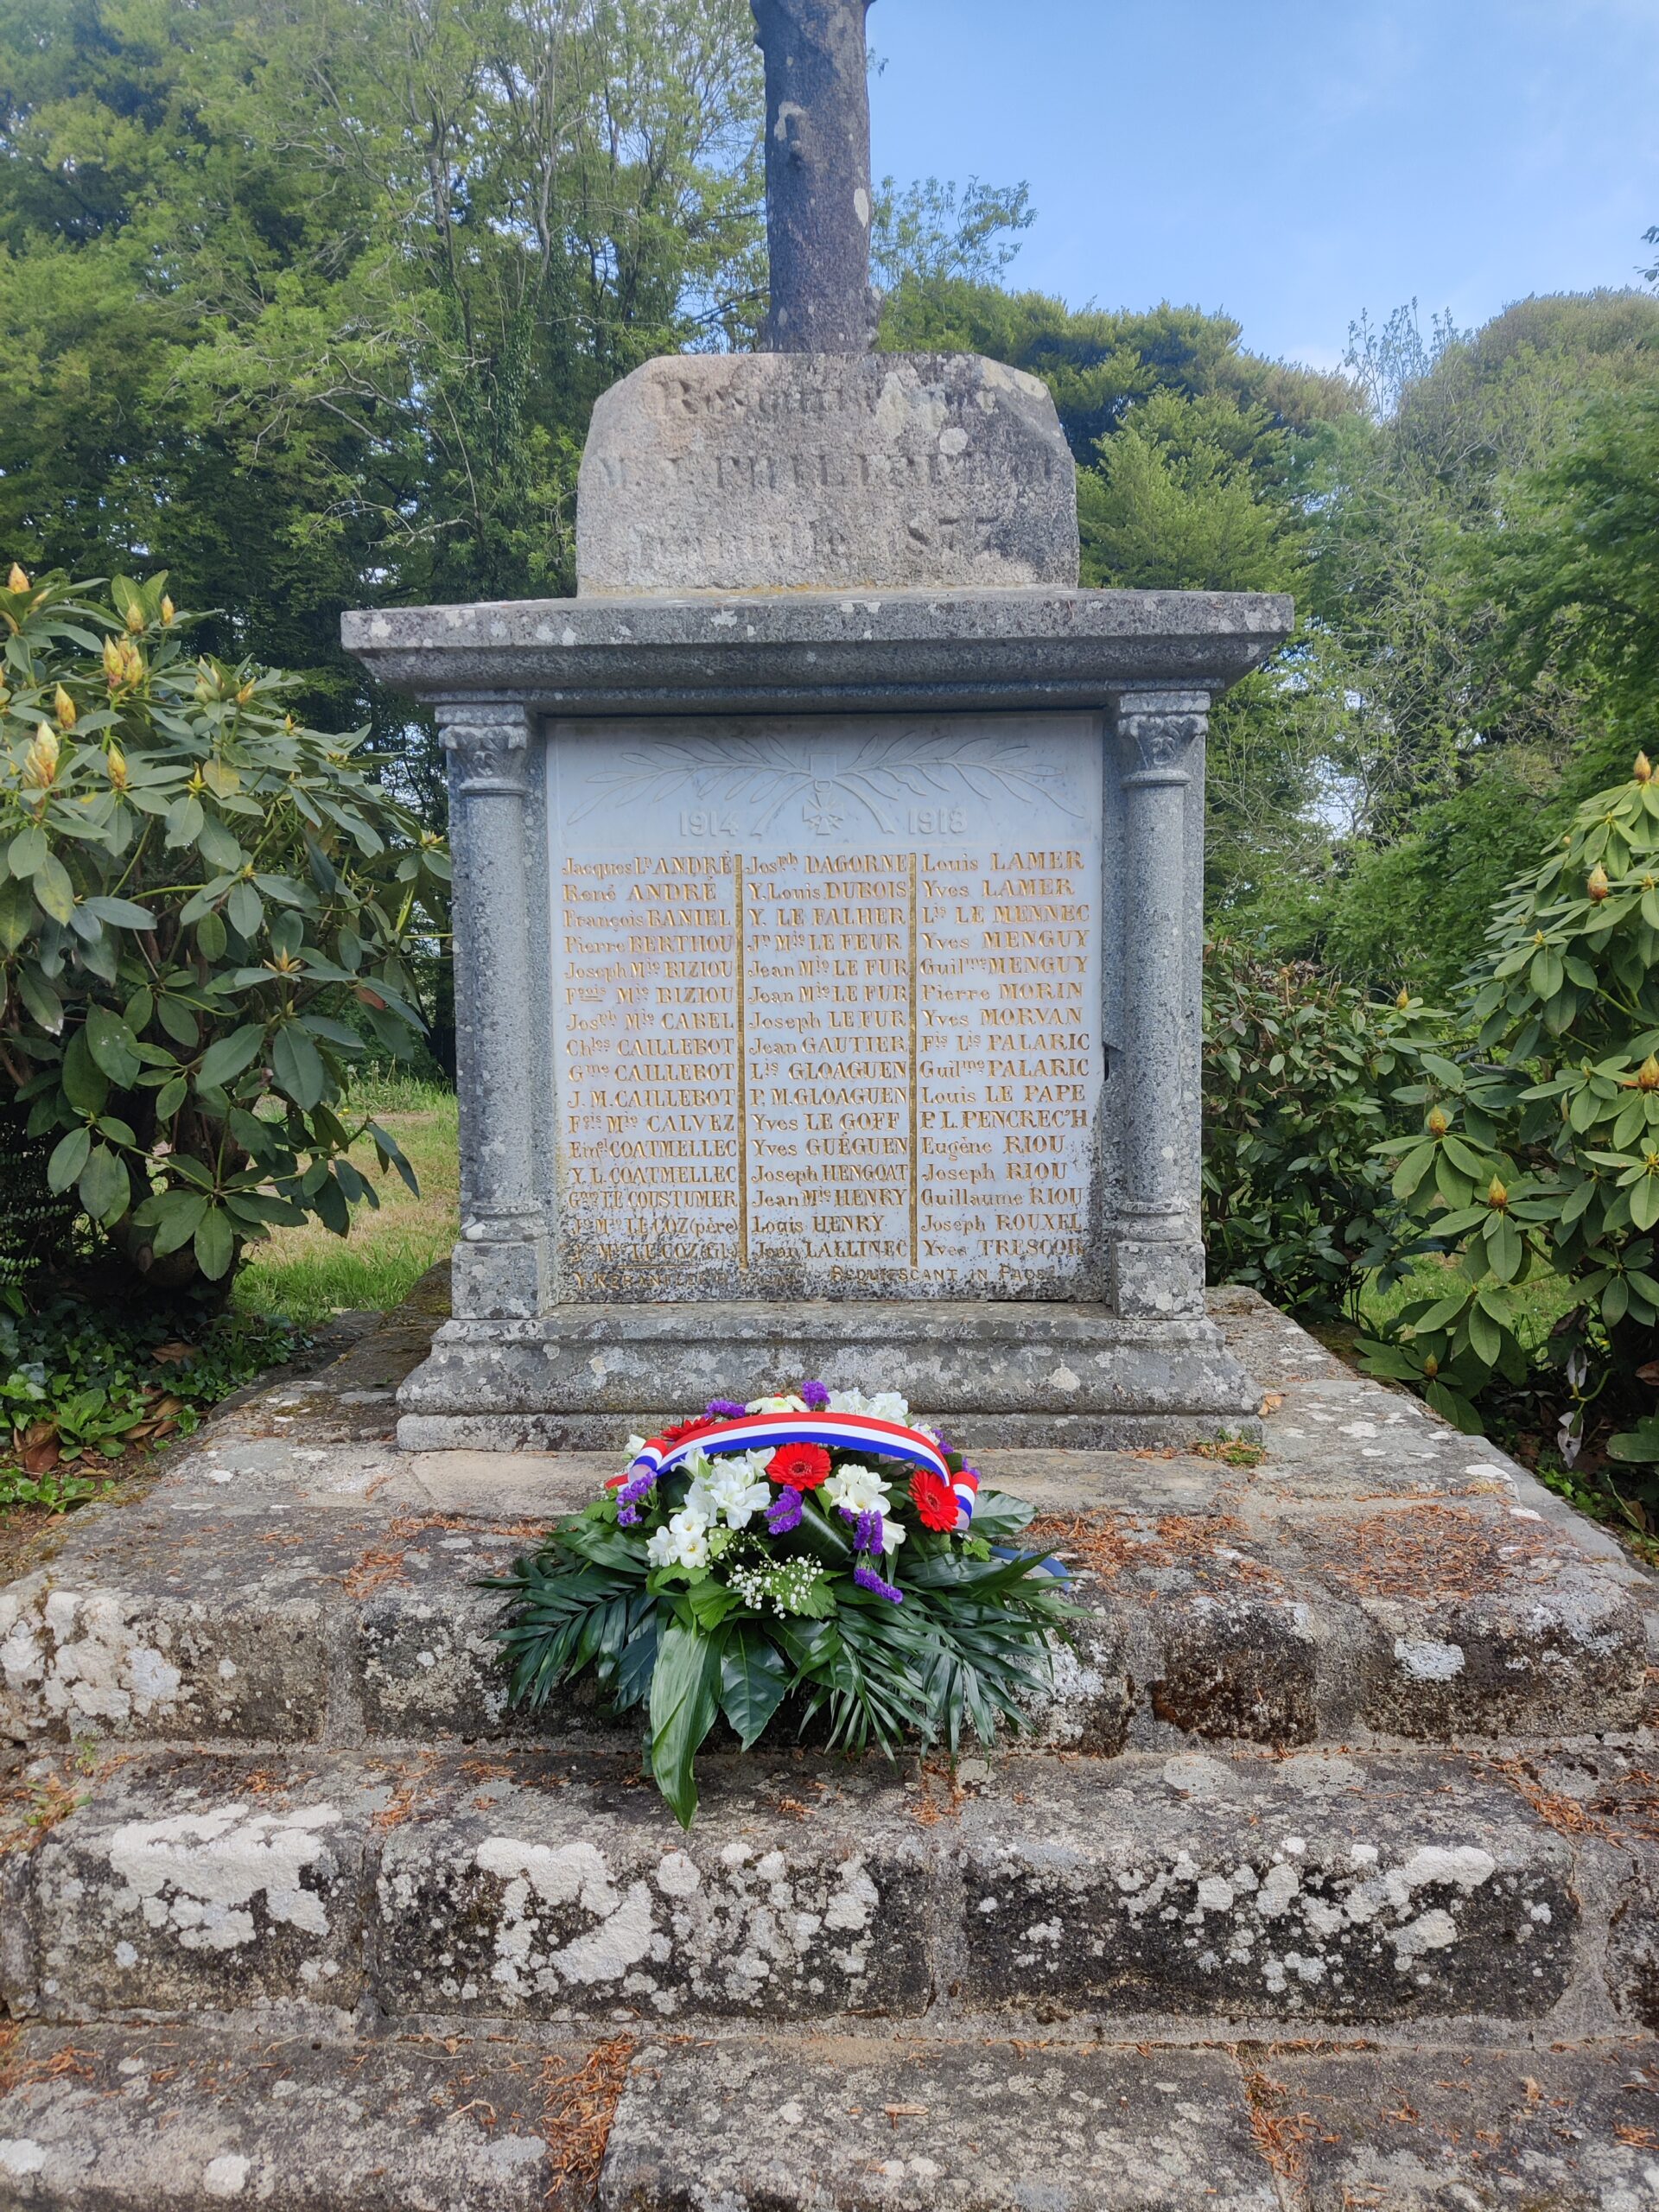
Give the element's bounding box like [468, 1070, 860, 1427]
[3, 2021, 1656, 2211]
[3, 1283, 1652, 1765]
[3, 1483, 1649, 1759]
[4, 1745, 1654, 2041]
[0, 2020, 616, 2210]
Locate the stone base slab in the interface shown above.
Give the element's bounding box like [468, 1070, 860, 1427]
[393, 1299, 1262, 1452]
[3, 2028, 1655, 2212]
[0, 1745, 1616, 2031]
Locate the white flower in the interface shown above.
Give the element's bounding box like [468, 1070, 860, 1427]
[702, 1457, 772, 1530]
[648, 1506, 711, 1572]
[827, 1388, 910, 1425]
[881, 1521, 906, 1555]
[746, 1394, 807, 1414]
[822, 1460, 893, 1516]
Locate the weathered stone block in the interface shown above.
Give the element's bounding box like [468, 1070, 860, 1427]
[953, 1751, 1578, 2022]
[1605, 1820, 1659, 2033]
[1356, 1576, 1649, 1738]
[0, 2024, 577, 2210]
[1146, 1595, 1319, 1747]
[576, 353, 1079, 595]
[1029, 1610, 1135, 1754]
[1287, 1504, 1650, 1738]
[396, 1304, 1262, 1453]
[0, 1573, 327, 1746]
[372, 1756, 935, 2022]
[352, 1576, 632, 1745]
[1268, 2044, 1659, 2209]
[601, 2037, 1281, 2211]
[8, 1758, 372, 2018]
[353, 1580, 515, 1741]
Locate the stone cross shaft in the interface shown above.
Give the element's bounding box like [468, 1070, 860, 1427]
[751, 0, 876, 352]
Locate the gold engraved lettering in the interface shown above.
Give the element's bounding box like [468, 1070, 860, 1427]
[735, 851, 748, 1272]
[553, 723, 1103, 1290]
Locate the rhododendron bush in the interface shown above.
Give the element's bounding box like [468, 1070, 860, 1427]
[491, 1382, 1073, 1826]
[0, 566, 444, 1298]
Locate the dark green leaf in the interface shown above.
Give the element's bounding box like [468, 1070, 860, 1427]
[157, 996, 200, 1047]
[84, 895, 156, 930]
[226, 880, 264, 938]
[718, 1624, 790, 1750]
[270, 1022, 326, 1111]
[47, 1127, 92, 1192]
[164, 794, 205, 849]
[32, 852, 75, 925]
[0, 876, 34, 954]
[647, 1621, 722, 1829]
[60, 1027, 109, 1114]
[194, 1206, 236, 1280]
[16, 965, 63, 1034]
[84, 1003, 141, 1085]
[197, 1023, 265, 1090]
[78, 1143, 129, 1224]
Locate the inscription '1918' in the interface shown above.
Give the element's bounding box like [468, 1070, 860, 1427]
[549, 716, 1105, 1299]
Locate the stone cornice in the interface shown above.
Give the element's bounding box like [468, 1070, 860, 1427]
[343, 588, 1293, 718]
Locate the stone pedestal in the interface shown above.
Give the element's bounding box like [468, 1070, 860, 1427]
[345, 586, 1289, 1449]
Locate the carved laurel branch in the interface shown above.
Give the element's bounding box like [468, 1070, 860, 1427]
[566, 729, 1082, 831]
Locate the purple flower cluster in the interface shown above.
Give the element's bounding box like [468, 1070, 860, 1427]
[833, 1503, 899, 1603]
[614, 1466, 657, 1527]
[704, 1398, 748, 1420]
[853, 1506, 885, 1555]
[853, 1560, 904, 1603]
[801, 1378, 830, 1410]
[766, 1486, 804, 1535]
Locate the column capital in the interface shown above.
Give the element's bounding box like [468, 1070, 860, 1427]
[1113, 690, 1210, 787]
[438, 700, 533, 798]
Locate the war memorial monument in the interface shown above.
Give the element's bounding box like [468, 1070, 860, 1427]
[3, 6, 1656, 2197]
[345, 0, 1293, 1451]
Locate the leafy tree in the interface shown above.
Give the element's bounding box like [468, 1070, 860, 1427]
[879, 283, 1353, 461]
[1077, 389, 1303, 594]
[870, 175, 1033, 291]
[879, 280, 1360, 925]
[0, 0, 767, 731]
[1303, 293, 1659, 852]
[1, 566, 446, 1300]
[1478, 372, 1659, 733]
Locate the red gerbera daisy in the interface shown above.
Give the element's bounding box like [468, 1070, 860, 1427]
[910, 1469, 960, 1531]
[767, 1441, 831, 1491]
[658, 1415, 717, 1449]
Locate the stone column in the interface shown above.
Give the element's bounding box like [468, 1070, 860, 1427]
[439, 701, 549, 1320]
[750, 0, 877, 353]
[1111, 690, 1209, 1319]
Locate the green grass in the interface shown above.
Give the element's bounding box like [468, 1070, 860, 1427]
[1357, 1250, 1578, 1351]
[232, 1077, 459, 1326]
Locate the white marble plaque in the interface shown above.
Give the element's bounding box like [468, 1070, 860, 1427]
[548, 714, 1104, 1299]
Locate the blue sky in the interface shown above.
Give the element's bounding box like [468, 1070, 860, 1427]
[867, 0, 1659, 369]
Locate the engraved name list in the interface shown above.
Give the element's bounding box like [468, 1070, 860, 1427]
[550, 716, 1106, 1300]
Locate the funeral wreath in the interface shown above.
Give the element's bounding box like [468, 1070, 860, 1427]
[491, 1383, 1074, 1826]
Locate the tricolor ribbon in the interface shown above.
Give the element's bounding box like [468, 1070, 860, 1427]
[626, 1410, 978, 1528]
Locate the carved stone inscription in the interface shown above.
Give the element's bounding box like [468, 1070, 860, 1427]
[550, 715, 1103, 1299]
[575, 353, 1079, 595]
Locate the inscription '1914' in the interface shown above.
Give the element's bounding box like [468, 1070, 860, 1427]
[548, 715, 1105, 1300]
